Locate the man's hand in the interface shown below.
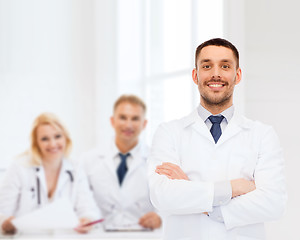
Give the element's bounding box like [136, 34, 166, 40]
[2, 216, 16, 234]
[139, 212, 161, 229]
[231, 178, 256, 198]
[155, 162, 189, 180]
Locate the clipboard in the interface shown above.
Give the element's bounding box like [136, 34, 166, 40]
[104, 223, 152, 232]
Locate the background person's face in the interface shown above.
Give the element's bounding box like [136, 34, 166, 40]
[111, 102, 147, 146]
[193, 45, 241, 110]
[36, 124, 66, 162]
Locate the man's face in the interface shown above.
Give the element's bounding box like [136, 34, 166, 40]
[111, 102, 147, 145]
[192, 45, 241, 109]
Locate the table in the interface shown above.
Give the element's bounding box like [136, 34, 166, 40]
[0, 227, 163, 240]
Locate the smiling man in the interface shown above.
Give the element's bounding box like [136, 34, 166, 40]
[148, 38, 286, 240]
[194, 44, 241, 112]
[81, 95, 161, 230]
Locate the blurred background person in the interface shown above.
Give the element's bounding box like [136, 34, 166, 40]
[0, 113, 101, 234]
[81, 95, 161, 230]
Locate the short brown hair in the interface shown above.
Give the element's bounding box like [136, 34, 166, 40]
[195, 38, 239, 69]
[30, 113, 72, 165]
[113, 95, 146, 113]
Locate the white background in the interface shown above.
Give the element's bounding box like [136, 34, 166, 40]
[0, 0, 299, 239]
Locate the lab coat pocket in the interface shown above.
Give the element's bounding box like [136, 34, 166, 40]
[21, 187, 36, 204]
[229, 147, 258, 180]
[17, 188, 37, 215]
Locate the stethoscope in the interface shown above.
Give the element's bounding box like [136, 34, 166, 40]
[33, 167, 74, 205]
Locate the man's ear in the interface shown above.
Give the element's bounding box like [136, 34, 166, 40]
[143, 119, 148, 129]
[110, 116, 114, 127]
[235, 68, 242, 85]
[192, 68, 198, 85]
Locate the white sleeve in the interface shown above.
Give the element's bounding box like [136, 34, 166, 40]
[0, 161, 22, 229]
[73, 167, 102, 221]
[221, 126, 287, 229]
[148, 123, 214, 215]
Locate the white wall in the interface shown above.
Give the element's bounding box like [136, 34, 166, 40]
[93, 0, 118, 146]
[0, 0, 117, 168]
[223, 0, 246, 114]
[225, 0, 300, 239]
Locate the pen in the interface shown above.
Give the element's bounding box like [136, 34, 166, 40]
[81, 218, 105, 227]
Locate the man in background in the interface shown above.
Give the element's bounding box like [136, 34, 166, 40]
[82, 94, 161, 230]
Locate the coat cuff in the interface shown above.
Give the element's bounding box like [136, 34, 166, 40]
[213, 181, 232, 206]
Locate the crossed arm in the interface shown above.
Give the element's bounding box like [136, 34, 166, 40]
[156, 162, 256, 200]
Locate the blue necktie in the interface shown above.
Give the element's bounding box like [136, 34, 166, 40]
[208, 115, 225, 143]
[117, 153, 130, 185]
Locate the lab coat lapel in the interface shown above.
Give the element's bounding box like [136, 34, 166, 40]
[186, 110, 214, 143]
[126, 157, 139, 178]
[185, 109, 251, 146]
[102, 148, 118, 180]
[55, 160, 73, 195]
[102, 142, 120, 183]
[91, 145, 117, 180]
[35, 165, 48, 199]
[103, 142, 124, 203]
[217, 113, 251, 146]
[126, 144, 147, 178]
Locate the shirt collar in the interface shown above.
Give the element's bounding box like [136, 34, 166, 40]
[111, 139, 140, 159]
[197, 104, 235, 123]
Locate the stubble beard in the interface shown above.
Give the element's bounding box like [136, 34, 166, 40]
[201, 91, 233, 109]
[199, 79, 236, 110]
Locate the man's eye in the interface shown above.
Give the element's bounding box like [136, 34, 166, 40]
[202, 65, 211, 69]
[41, 137, 48, 141]
[222, 65, 230, 69]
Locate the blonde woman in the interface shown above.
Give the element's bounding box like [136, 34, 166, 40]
[0, 113, 101, 234]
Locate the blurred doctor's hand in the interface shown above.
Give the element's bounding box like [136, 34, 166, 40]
[74, 217, 93, 234]
[2, 216, 16, 234]
[139, 212, 161, 229]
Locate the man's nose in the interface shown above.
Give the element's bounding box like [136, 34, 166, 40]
[125, 120, 133, 128]
[212, 68, 221, 79]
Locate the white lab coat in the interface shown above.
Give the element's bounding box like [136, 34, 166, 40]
[81, 141, 155, 226]
[148, 109, 287, 240]
[0, 155, 101, 229]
